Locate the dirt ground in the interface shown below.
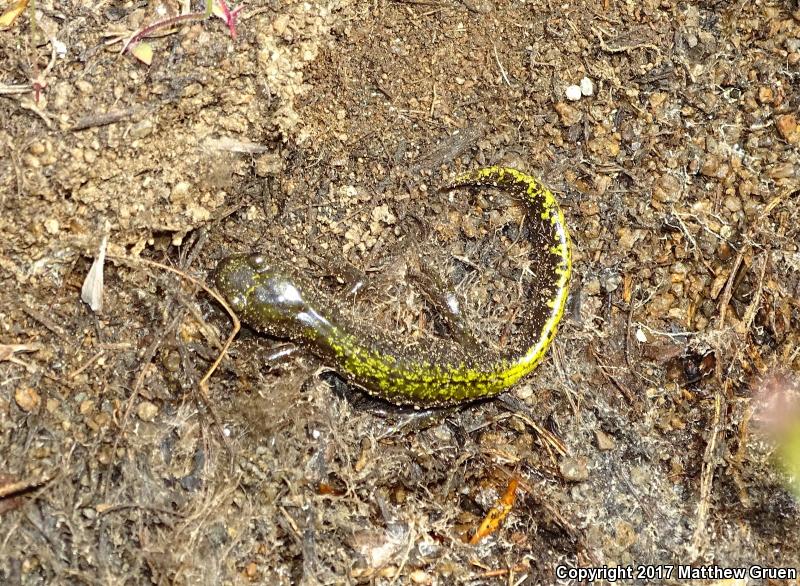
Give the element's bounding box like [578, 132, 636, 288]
[2, 0, 800, 584]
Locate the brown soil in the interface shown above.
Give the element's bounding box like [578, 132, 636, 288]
[1, 0, 799, 583]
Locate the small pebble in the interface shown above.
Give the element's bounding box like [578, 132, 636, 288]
[171, 181, 191, 204]
[129, 119, 154, 140]
[595, 429, 615, 451]
[554, 102, 581, 126]
[514, 383, 534, 401]
[717, 241, 734, 262]
[46, 398, 59, 413]
[255, 152, 283, 177]
[15, 387, 41, 413]
[52, 39, 67, 57]
[769, 163, 795, 179]
[461, 0, 493, 13]
[616, 226, 640, 250]
[161, 350, 181, 372]
[700, 155, 729, 179]
[600, 269, 622, 293]
[594, 174, 611, 194]
[565, 84, 582, 101]
[272, 14, 290, 37]
[79, 399, 94, 415]
[723, 195, 742, 213]
[410, 569, 433, 584]
[559, 456, 589, 482]
[22, 153, 40, 168]
[75, 80, 93, 94]
[44, 218, 60, 234]
[584, 277, 601, 296]
[137, 400, 159, 422]
[758, 86, 774, 104]
[652, 173, 682, 204]
[370, 203, 396, 225]
[29, 142, 46, 155]
[615, 520, 638, 548]
[51, 82, 71, 110]
[776, 114, 799, 144]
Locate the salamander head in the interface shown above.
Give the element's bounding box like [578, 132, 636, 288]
[213, 254, 313, 338]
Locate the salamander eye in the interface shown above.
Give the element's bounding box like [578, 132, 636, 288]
[248, 254, 267, 271]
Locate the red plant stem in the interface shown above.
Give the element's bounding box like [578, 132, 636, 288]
[122, 10, 209, 53]
[216, 0, 233, 36]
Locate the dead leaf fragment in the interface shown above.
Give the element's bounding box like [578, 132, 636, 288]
[130, 42, 154, 65]
[81, 233, 108, 312]
[0, 0, 28, 29]
[470, 477, 519, 544]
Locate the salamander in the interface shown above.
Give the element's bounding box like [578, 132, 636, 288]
[213, 166, 571, 407]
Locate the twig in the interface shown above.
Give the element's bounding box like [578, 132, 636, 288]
[688, 389, 725, 559]
[0, 473, 53, 498]
[741, 251, 768, 331]
[496, 395, 569, 456]
[96, 252, 239, 495]
[592, 348, 638, 406]
[633, 322, 693, 340]
[0, 84, 31, 95]
[97, 502, 187, 517]
[388, 523, 416, 585]
[0, 343, 41, 370]
[469, 565, 529, 580]
[670, 207, 699, 261]
[19, 98, 52, 127]
[71, 108, 139, 131]
[625, 278, 636, 368]
[511, 470, 600, 564]
[20, 304, 69, 341]
[716, 246, 746, 328]
[67, 350, 104, 379]
[492, 41, 511, 86]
